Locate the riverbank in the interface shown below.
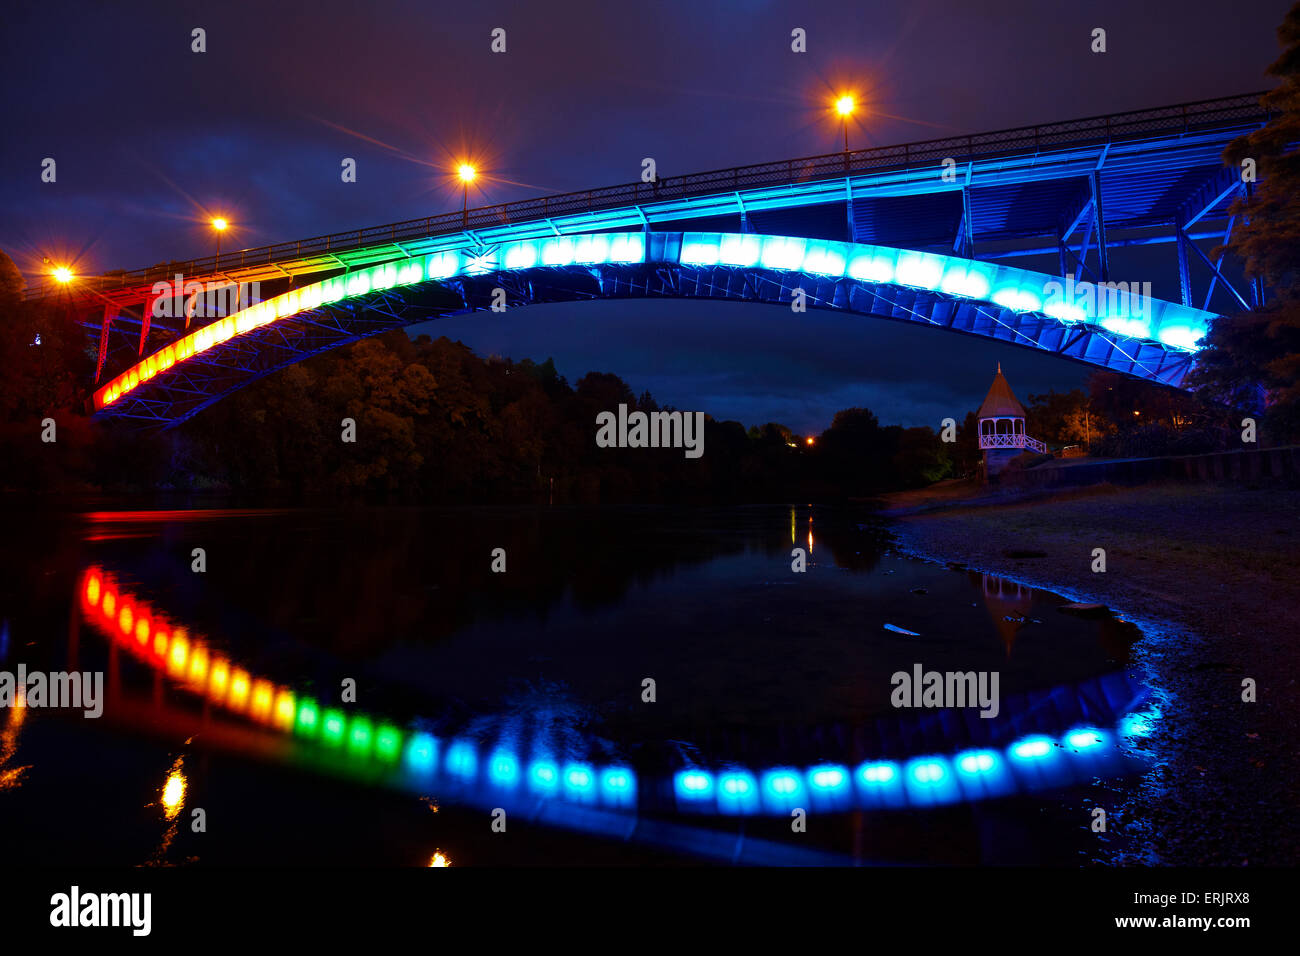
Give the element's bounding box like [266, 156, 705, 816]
[886, 481, 1300, 866]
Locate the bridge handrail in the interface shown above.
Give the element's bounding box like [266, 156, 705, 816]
[27, 91, 1272, 300]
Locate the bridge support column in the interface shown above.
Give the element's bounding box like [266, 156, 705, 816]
[1175, 213, 1193, 306]
[95, 305, 114, 383]
[1090, 171, 1109, 281]
[844, 180, 856, 242]
[959, 185, 974, 258]
[139, 294, 157, 356]
[1245, 182, 1265, 309]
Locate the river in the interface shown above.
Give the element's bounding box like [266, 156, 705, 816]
[0, 503, 1154, 865]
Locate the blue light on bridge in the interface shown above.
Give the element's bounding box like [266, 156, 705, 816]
[427, 251, 461, 279]
[1157, 325, 1204, 350]
[504, 244, 538, 270]
[801, 244, 847, 277]
[895, 251, 945, 292]
[759, 236, 808, 272]
[1044, 300, 1088, 323]
[847, 252, 895, 283]
[940, 264, 992, 300]
[1102, 315, 1153, 340]
[991, 285, 1043, 313]
[719, 234, 761, 267]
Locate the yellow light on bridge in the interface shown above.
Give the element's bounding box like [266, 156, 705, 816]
[52, 267, 73, 283]
[457, 164, 476, 183]
[835, 95, 855, 117]
[211, 217, 229, 231]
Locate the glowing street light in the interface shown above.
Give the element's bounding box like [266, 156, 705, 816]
[210, 217, 229, 268]
[457, 163, 477, 228]
[52, 266, 73, 284]
[835, 95, 856, 153]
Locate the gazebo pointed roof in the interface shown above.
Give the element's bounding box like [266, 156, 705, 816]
[977, 363, 1026, 419]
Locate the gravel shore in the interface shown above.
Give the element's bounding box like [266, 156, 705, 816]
[887, 481, 1300, 866]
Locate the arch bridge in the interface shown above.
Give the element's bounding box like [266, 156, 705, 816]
[37, 92, 1270, 429]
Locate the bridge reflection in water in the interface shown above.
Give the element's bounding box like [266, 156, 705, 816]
[76, 564, 1158, 863]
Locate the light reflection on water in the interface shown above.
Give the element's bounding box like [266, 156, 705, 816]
[71, 557, 1154, 860]
[4, 505, 1159, 864]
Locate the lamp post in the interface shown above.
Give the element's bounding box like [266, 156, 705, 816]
[457, 164, 476, 228]
[211, 217, 228, 269]
[835, 95, 855, 153]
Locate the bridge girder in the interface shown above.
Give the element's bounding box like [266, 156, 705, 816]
[91, 231, 1208, 430]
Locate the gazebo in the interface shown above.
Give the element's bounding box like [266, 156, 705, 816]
[977, 364, 1046, 477]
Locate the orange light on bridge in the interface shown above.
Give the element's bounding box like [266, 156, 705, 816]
[210, 217, 229, 232]
[457, 164, 476, 183]
[52, 266, 73, 283]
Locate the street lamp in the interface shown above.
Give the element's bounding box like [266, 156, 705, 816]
[835, 95, 855, 153]
[211, 217, 229, 269]
[52, 266, 73, 284]
[457, 164, 476, 228]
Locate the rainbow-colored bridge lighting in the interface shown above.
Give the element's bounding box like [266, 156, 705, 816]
[94, 228, 1214, 416]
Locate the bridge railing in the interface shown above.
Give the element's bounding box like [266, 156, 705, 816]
[28, 91, 1270, 301]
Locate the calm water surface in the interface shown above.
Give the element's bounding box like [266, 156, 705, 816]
[0, 504, 1151, 865]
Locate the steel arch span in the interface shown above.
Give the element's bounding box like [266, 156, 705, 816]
[92, 231, 1216, 429]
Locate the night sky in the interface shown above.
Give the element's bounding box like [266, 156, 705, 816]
[1, 0, 1288, 432]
